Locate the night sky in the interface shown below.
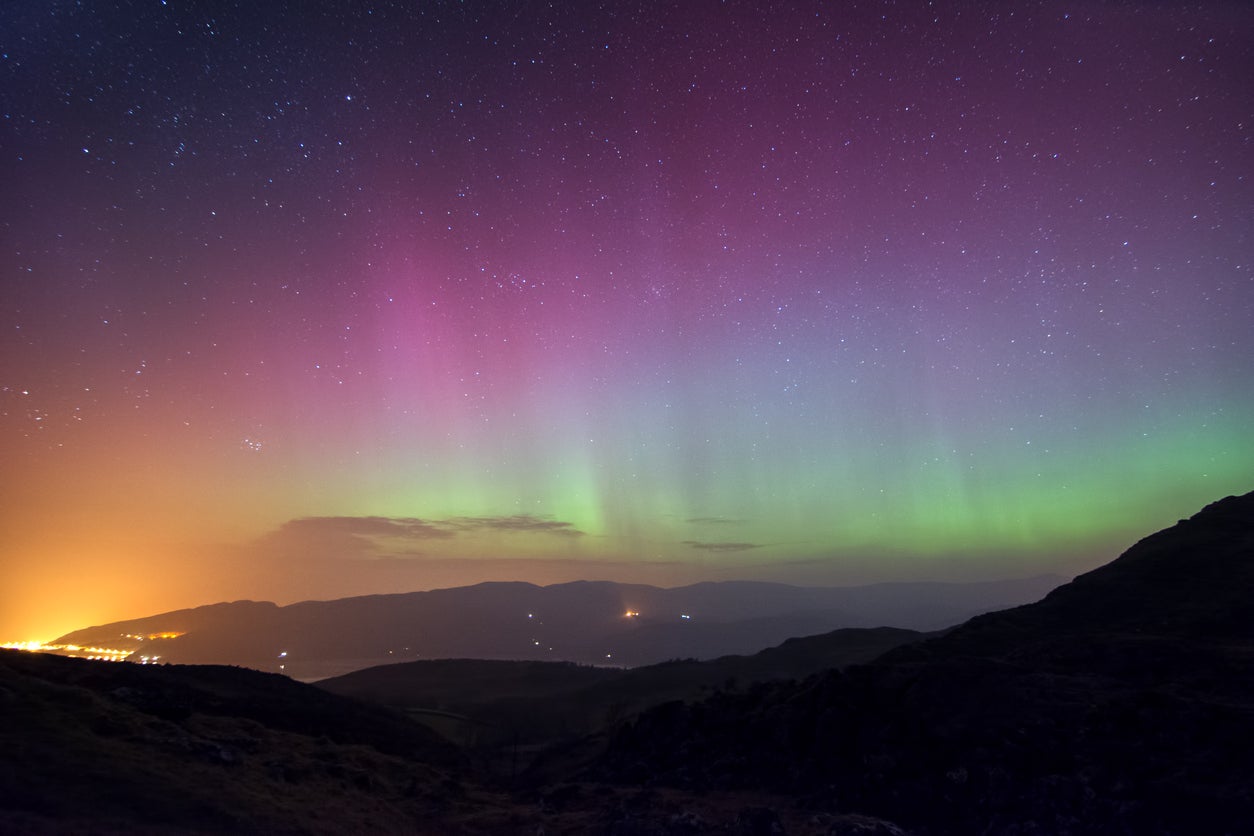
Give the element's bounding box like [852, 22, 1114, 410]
[3, 1, 1252, 641]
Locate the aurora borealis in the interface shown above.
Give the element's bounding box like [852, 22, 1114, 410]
[2, 1, 1252, 641]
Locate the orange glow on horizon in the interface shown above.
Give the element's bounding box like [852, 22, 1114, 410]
[1, 641, 132, 662]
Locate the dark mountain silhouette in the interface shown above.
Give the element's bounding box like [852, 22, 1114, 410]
[317, 626, 923, 768]
[901, 487, 1254, 656]
[593, 491, 1254, 834]
[0, 647, 482, 833]
[51, 576, 1060, 678]
[0, 640, 918, 835]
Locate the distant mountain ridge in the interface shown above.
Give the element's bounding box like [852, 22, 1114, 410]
[53, 575, 1063, 678]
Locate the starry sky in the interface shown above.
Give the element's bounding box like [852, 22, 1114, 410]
[2, 1, 1252, 641]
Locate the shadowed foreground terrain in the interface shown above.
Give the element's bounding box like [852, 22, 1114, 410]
[0, 651, 492, 833]
[317, 626, 924, 774]
[2, 491, 1251, 834]
[593, 491, 1254, 833]
[0, 628, 920, 833]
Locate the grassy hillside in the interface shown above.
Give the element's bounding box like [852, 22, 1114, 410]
[0, 650, 500, 834]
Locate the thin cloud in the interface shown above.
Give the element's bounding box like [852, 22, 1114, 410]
[685, 516, 746, 525]
[258, 516, 454, 561]
[279, 516, 454, 540]
[682, 540, 762, 553]
[445, 515, 585, 537]
[262, 514, 585, 561]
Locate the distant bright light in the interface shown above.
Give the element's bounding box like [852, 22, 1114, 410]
[1, 641, 131, 661]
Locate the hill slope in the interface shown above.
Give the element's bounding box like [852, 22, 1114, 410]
[595, 491, 1254, 834]
[318, 626, 924, 758]
[0, 649, 536, 834]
